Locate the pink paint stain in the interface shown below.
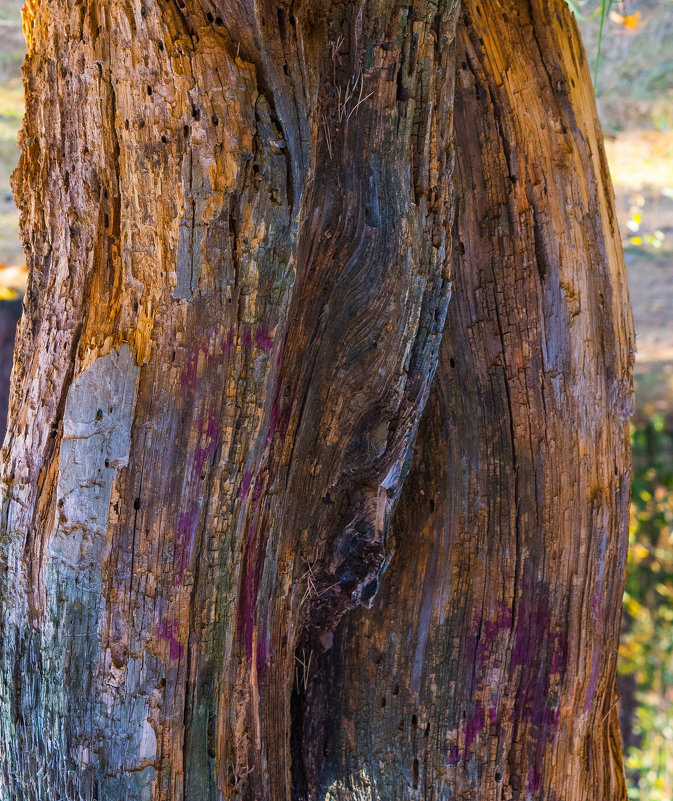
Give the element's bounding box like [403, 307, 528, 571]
[238, 520, 262, 660]
[179, 329, 216, 388]
[254, 326, 274, 352]
[444, 744, 461, 766]
[223, 325, 237, 354]
[191, 413, 219, 479]
[465, 702, 484, 753]
[158, 619, 184, 660]
[266, 384, 290, 447]
[238, 469, 253, 501]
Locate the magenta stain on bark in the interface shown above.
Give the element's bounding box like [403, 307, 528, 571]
[238, 469, 252, 500]
[179, 329, 216, 388]
[465, 702, 484, 753]
[526, 763, 542, 796]
[506, 567, 568, 794]
[254, 326, 274, 352]
[223, 325, 237, 353]
[238, 517, 266, 661]
[444, 744, 461, 766]
[241, 326, 252, 348]
[266, 383, 290, 446]
[191, 413, 219, 479]
[180, 351, 199, 389]
[483, 602, 512, 646]
[158, 619, 184, 660]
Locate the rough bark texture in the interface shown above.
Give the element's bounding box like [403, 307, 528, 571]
[0, 0, 631, 800]
[300, 1, 634, 799]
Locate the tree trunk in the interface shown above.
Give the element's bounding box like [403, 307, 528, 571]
[299, 1, 635, 798]
[0, 1, 632, 801]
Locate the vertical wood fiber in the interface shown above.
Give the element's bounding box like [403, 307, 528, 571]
[0, 1, 460, 799]
[301, 1, 634, 799]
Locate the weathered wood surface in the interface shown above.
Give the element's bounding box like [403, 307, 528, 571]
[2, 1, 458, 799]
[0, 0, 632, 799]
[301, 1, 634, 798]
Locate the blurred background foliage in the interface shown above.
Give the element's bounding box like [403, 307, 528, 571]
[623, 416, 673, 799]
[0, 0, 672, 797]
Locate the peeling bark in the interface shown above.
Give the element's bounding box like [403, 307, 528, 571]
[0, 0, 631, 800]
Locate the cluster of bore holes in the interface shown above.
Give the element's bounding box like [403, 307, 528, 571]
[205, 11, 224, 25]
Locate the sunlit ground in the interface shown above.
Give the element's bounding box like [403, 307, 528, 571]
[0, 0, 25, 299]
[0, 0, 672, 797]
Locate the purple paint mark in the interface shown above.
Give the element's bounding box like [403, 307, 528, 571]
[191, 413, 219, 480]
[251, 477, 264, 501]
[237, 509, 267, 661]
[180, 351, 199, 389]
[179, 329, 216, 388]
[266, 383, 290, 446]
[512, 596, 551, 668]
[223, 325, 237, 354]
[465, 702, 484, 753]
[241, 326, 252, 348]
[238, 469, 252, 500]
[527, 762, 542, 796]
[505, 566, 568, 795]
[254, 326, 274, 352]
[158, 619, 184, 660]
[444, 744, 461, 766]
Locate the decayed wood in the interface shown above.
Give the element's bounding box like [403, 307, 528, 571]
[300, 1, 634, 799]
[0, 0, 633, 799]
[1, 1, 459, 800]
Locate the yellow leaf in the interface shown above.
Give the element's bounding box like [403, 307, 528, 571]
[609, 10, 643, 28]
